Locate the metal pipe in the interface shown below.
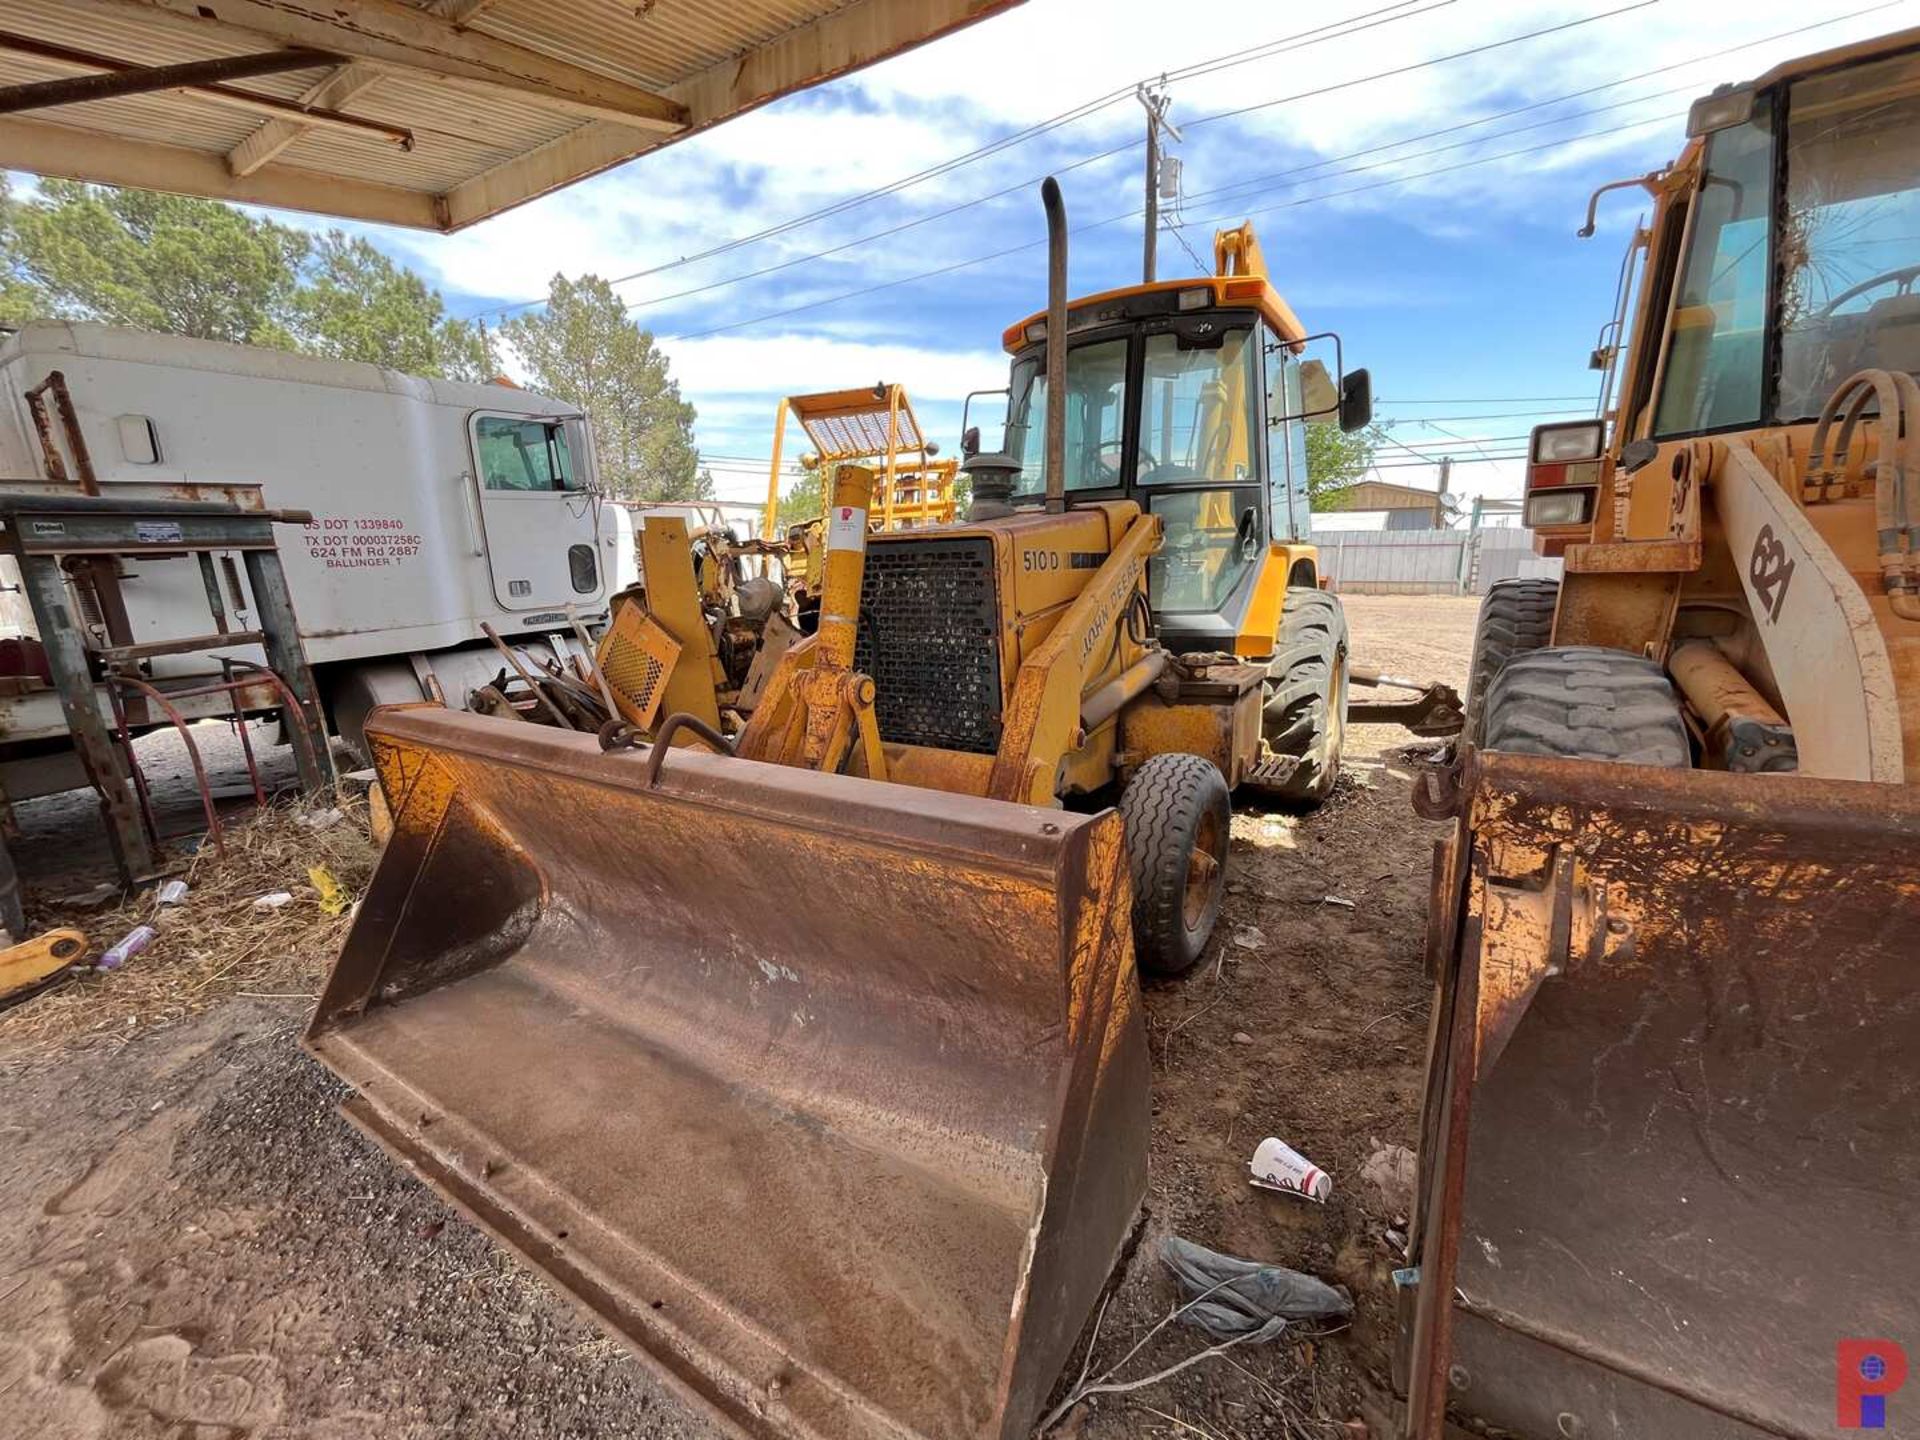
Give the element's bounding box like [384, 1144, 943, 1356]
[1041, 176, 1069, 515]
[642, 711, 734, 787]
[815, 464, 872, 672]
[1080, 649, 1168, 731]
[479, 622, 574, 730]
[0, 31, 409, 146]
[0, 46, 334, 115]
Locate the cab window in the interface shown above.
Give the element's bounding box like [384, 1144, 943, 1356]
[1007, 337, 1130, 496]
[477, 415, 577, 492]
[1136, 326, 1260, 484]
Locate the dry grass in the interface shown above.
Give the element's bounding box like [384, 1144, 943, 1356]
[0, 794, 379, 1063]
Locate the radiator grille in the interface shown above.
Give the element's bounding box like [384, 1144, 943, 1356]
[855, 537, 1002, 755]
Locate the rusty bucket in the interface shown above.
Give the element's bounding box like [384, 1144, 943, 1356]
[1403, 751, 1920, 1440]
[305, 707, 1148, 1440]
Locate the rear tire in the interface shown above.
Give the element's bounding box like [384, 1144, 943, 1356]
[1463, 577, 1559, 745]
[1481, 646, 1691, 766]
[1255, 587, 1349, 805]
[1119, 753, 1230, 977]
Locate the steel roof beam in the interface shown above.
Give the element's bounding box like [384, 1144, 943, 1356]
[70, 0, 690, 132]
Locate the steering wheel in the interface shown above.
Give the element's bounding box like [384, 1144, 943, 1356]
[1097, 439, 1151, 484]
[1818, 262, 1920, 317]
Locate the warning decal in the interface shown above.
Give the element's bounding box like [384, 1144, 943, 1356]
[826, 505, 868, 551]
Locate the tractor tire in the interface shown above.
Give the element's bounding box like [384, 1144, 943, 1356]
[1480, 647, 1691, 767]
[1255, 587, 1350, 806]
[1119, 753, 1231, 977]
[1463, 577, 1559, 745]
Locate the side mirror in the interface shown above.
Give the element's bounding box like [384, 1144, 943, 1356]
[961, 425, 981, 459]
[1339, 368, 1372, 434]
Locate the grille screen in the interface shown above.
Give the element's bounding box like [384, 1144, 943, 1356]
[855, 536, 1002, 754]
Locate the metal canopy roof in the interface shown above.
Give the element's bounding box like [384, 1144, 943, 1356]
[0, 0, 1020, 231]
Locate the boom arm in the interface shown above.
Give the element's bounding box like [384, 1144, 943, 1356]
[987, 511, 1163, 805]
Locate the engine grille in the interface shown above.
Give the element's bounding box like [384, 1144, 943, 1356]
[855, 536, 1003, 755]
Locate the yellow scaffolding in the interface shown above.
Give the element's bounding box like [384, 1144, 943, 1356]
[762, 385, 958, 536]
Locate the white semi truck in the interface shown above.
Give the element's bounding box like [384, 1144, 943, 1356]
[0, 321, 637, 804]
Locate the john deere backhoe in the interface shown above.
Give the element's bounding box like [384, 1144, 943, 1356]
[303, 180, 1454, 1440]
[1401, 26, 1920, 1440]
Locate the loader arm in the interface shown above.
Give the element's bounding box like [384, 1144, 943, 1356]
[982, 512, 1163, 805]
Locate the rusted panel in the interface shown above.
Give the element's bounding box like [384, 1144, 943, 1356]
[1551, 569, 1680, 655]
[1121, 695, 1236, 781]
[1562, 537, 1701, 572]
[1405, 751, 1920, 1440]
[307, 706, 1148, 1440]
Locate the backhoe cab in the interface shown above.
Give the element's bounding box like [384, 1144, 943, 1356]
[976, 222, 1372, 657]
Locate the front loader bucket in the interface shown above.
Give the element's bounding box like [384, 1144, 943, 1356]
[1403, 752, 1920, 1440]
[305, 708, 1148, 1440]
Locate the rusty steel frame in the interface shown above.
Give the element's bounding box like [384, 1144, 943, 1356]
[0, 29, 410, 146]
[0, 493, 330, 887]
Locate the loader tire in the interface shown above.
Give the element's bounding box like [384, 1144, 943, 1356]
[1256, 587, 1349, 806]
[1463, 577, 1559, 745]
[1480, 646, 1691, 767]
[1119, 753, 1230, 977]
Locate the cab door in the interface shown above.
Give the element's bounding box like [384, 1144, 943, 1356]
[467, 412, 602, 612]
[1133, 321, 1269, 640]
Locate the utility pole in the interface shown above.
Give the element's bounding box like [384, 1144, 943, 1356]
[1136, 84, 1183, 283]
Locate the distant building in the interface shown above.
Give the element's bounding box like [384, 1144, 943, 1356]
[1312, 478, 1447, 531]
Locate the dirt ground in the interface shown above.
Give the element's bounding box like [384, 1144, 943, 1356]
[0, 593, 1481, 1440]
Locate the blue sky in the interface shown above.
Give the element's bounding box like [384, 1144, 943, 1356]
[292, 0, 1918, 510]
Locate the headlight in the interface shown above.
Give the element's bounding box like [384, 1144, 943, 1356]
[1525, 489, 1593, 527]
[1531, 421, 1604, 464]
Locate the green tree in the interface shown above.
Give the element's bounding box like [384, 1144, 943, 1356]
[502, 274, 710, 502]
[0, 179, 495, 386]
[289, 233, 495, 380]
[1306, 420, 1390, 510]
[779, 466, 824, 525]
[0, 178, 305, 344]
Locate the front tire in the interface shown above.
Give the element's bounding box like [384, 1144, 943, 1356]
[1463, 577, 1560, 745]
[1119, 753, 1230, 977]
[1255, 587, 1349, 805]
[1481, 646, 1691, 766]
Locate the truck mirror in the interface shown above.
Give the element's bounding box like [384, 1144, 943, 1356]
[1339, 368, 1373, 434]
[962, 425, 981, 459]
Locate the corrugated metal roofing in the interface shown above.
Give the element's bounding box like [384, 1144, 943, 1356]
[0, 0, 1021, 230]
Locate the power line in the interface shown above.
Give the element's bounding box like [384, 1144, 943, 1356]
[619, 0, 1667, 321]
[656, 0, 1897, 343]
[517, 0, 1892, 341]
[1396, 408, 1588, 421]
[663, 101, 1681, 342]
[1380, 394, 1594, 403]
[465, 0, 1445, 320]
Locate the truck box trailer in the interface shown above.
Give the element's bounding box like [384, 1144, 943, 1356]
[0, 321, 637, 805]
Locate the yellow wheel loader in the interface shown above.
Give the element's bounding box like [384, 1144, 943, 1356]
[1401, 26, 1920, 1440]
[304, 180, 1452, 1440]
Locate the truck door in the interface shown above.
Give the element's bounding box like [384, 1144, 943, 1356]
[467, 412, 602, 612]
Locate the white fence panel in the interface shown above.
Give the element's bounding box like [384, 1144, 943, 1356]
[1313, 525, 1563, 594]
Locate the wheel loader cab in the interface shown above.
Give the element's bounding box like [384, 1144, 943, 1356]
[991, 275, 1365, 656]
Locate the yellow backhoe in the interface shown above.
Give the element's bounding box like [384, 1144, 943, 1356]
[1400, 25, 1920, 1440]
[305, 180, 1455, 1440]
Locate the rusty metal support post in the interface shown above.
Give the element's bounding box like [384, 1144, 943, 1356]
[0, 46, 332, 115]
[19, 553, 156, 879]
[240, 548, 332, 792]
